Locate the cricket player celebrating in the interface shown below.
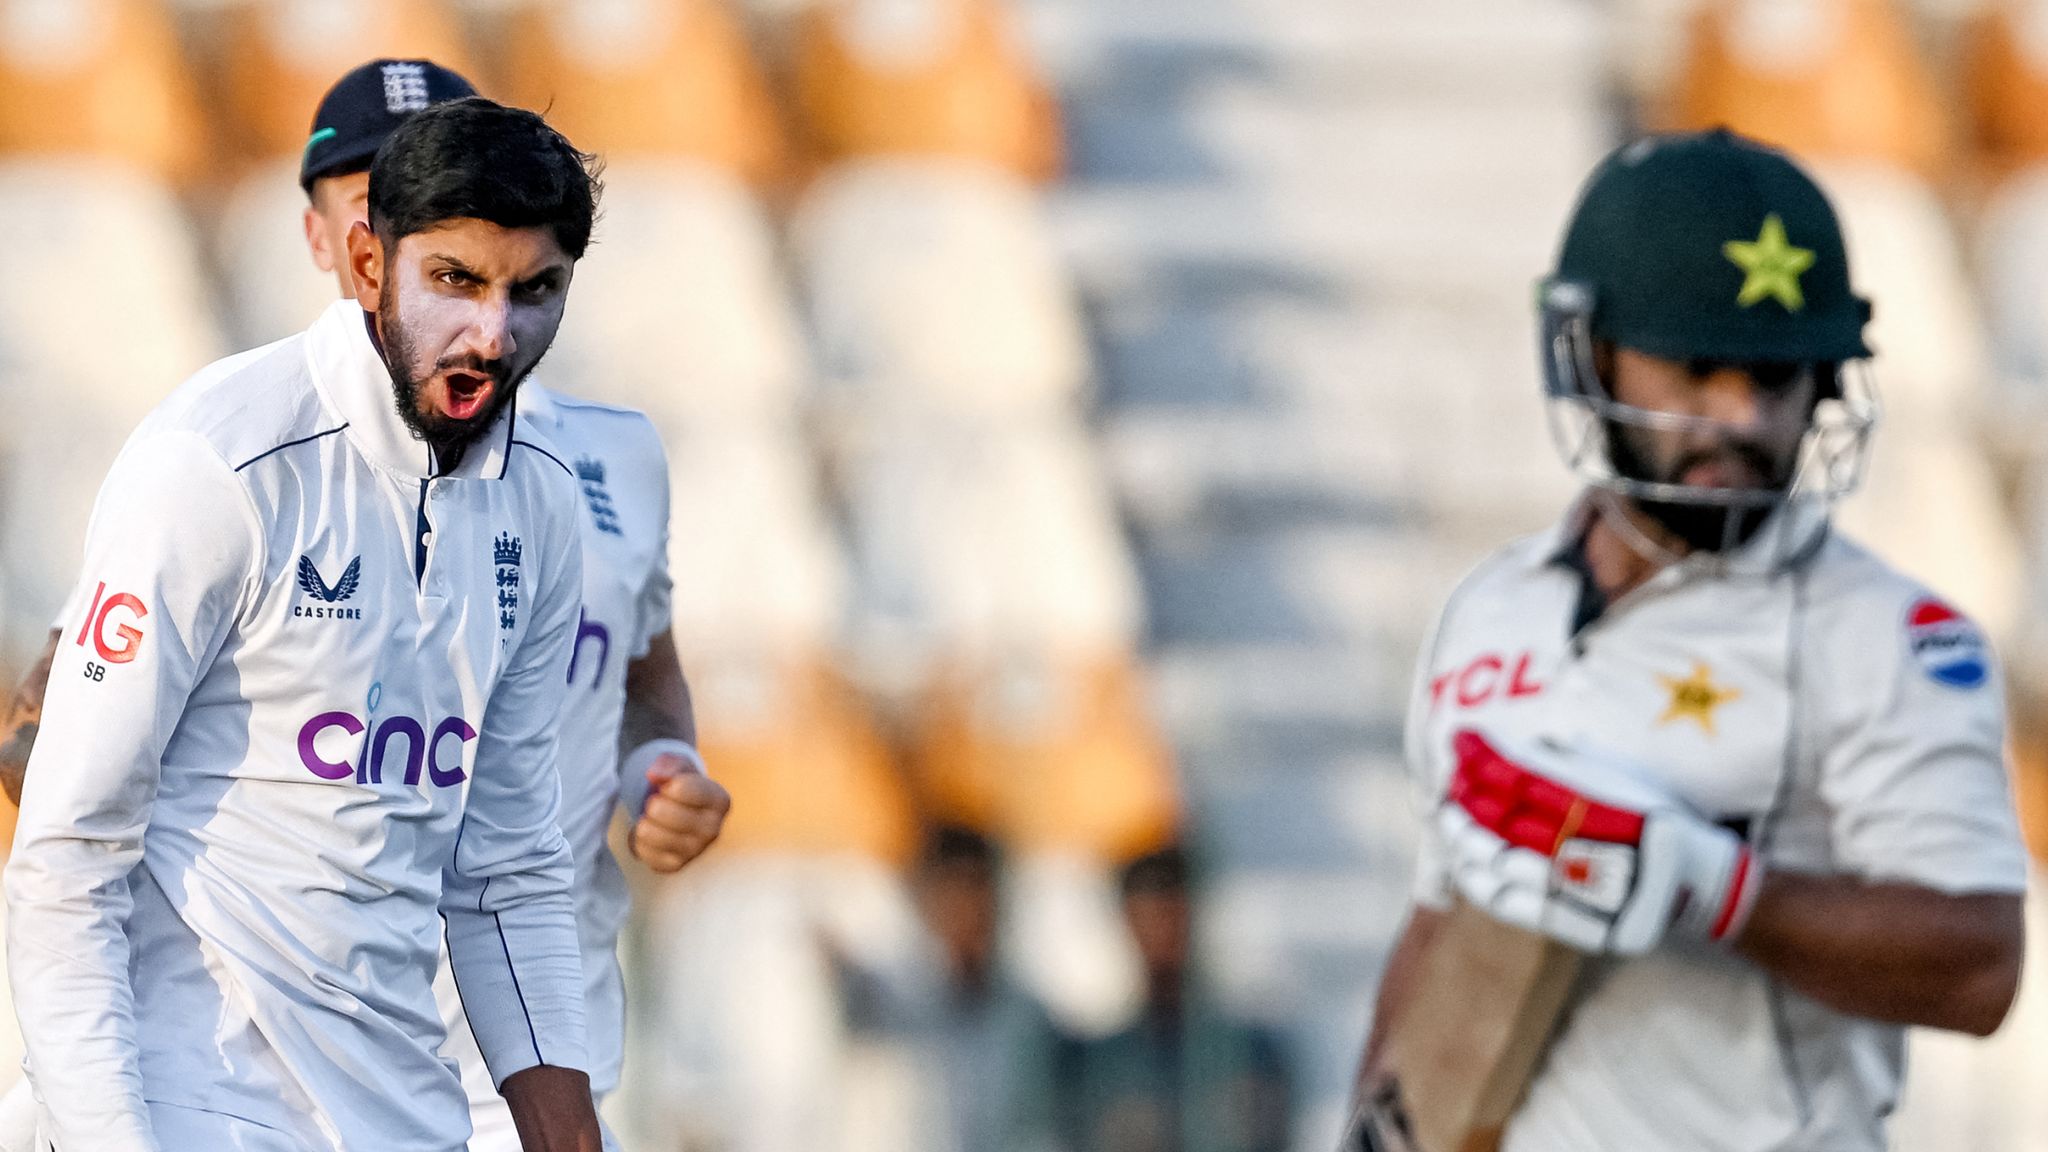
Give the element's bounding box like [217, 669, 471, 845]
[296, 60, 732, 1152]
[1354, 129, 2028, 1150]
[5, 98, 608, 1152]
[0, 61, 732, 1152]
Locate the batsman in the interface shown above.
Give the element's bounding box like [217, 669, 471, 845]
[1352, 129, 2028, 1151]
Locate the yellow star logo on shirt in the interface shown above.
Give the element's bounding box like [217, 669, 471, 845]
[1722, 213, 1816, 312]
[1658, 663, 1740, 736]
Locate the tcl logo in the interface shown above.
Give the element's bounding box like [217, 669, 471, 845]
[75, 581, 147, 664]
[1431, 651, 1545, 709]
[297, 711, 475, 787]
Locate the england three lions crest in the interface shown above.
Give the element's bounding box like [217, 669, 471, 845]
[494, 533, 522, 631]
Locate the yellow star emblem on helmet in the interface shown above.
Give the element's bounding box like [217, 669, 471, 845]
[1658, 662, 1741, 736]
[1723, 213, 1815, 312]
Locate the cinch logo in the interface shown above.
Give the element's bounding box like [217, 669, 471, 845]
[1906, 599, 1988, 691]
[297, 710, 474, 787]
[76, 581, 147, 664]
[294, 555, 363, 620]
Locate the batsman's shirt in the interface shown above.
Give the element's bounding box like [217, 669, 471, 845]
[1405, 503, 2029, 1152]
[6, 299, 590, 1152]
[436, 383, 674, 1118]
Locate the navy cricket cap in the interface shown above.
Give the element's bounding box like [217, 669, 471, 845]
[299, 58, 478, 192]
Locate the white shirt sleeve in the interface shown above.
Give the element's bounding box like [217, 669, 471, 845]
[630, 428, 674, 661]
[1813, 591, 2029, 896]
[439, 505, 590, 1087]
[5, 433, 261, 1152]
[1405, 600, 1457, 912]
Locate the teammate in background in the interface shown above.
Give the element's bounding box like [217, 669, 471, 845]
[0, 60, 731, 1152]
[7, 97, 606, 1150]
[1353, 129, 2027, 1150]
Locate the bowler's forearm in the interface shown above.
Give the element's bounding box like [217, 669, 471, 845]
[0, 629, 60, 810]
[1735, 872, 2023, 1036]
[618, 630, 694, 755]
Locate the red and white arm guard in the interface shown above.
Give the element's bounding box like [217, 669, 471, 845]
[1435, 729, 1763, 955]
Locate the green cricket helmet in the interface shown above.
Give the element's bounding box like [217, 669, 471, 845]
[1536, 128, 1879, 546]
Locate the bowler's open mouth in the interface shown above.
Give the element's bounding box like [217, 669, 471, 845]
[441, 369, 494, 422]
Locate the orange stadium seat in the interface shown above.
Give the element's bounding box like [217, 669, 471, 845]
[1962, 2, 2048, 186]
[218, 0, 475, 165]
[499, 0, 788, 186]
[912, 653, 1179, 861]
[1667, 0, 1947, 178]
[0, 0, 207, 185]
[789, 0, 1062, 182]
[689, 657, 919, 864]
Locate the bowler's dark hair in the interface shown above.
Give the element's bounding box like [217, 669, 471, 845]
[368, 97, 601, 259]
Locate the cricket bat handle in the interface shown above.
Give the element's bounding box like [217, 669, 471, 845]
[1337, 1081, 1420, 1152]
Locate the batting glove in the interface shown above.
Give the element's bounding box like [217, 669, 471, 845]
[1435, 728, 1762, 955]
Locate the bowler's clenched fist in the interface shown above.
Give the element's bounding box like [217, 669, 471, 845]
[630, 757, 730, 873]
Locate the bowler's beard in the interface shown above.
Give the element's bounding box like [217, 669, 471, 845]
[377, 284, 519, 465]
[1605, 423, 1794, 553]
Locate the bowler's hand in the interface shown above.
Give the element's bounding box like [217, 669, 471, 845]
[501, 1064, 602, 1152]
[629, 755, 729, 873]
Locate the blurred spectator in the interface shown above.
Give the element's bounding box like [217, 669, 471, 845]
[838, 825, 1069, 1152]
[1061, 847, 1290, 1152]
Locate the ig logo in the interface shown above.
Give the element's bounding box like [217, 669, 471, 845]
[75, 581, 147, 680]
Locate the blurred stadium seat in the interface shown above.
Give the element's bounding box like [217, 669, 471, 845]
[829, 405, 1166, 1031]
[0, 162, 224, 663]
[1963, 0, 2048, 186]
[625, 410, 928, 1151]
[912, 653, 1176, 861]
[629, 849, 925, 1152]
[1816, 162, 2024, 642]
[211, 0, 476, 345]
[789, 0, 1062, 181]
[1610, 0, 1707, 111]
[833, 415, 1141, 682]
[660, 417, 845, 660]
[690, 655, 917, 862]
[0, 0, 208, 187]
[1667, 0, 1948, 177]
[214, 158, 338, 346]
[1979, 167, 2048, 689]
[218, 0, 475, 165]
[499, 0, 789, 186]
[1978, 166, 2048, 410]
[542, 161, 809, 424]
[792, 159, 1090, 418]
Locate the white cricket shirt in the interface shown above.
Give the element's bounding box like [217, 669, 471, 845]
[6, 300, 590, 1152]
[1406, 501, 2029, 1152]
[436, 383, 673, 1118]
